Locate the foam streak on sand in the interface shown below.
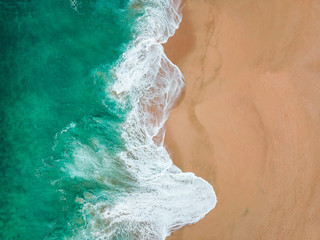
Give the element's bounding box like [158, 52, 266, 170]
[74, 0, 216, 239]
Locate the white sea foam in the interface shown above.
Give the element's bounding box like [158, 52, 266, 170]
[73, 0, 217, 239]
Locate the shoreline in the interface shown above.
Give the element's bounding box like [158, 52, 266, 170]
[108, 0, 217, 238]
[164, 0, 320, 239]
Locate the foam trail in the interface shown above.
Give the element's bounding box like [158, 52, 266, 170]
[72, 0, 217, 239]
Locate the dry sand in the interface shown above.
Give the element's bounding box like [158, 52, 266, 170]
[164, 0, 320, 239]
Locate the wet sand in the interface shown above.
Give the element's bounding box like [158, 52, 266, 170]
[164, 0, 320, 239]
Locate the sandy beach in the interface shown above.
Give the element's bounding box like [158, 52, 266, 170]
[164, 0, 320, 239]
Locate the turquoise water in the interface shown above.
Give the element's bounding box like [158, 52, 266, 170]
[1, 0, 217, 239]
[0, 0, 139, 238]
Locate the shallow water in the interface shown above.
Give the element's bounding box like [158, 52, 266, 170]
[0, 0, 216, 239]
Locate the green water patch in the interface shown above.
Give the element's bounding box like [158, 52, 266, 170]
[0, 0, 140, 238]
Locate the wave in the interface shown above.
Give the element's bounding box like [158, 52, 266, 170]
[63, 0, 217, 239]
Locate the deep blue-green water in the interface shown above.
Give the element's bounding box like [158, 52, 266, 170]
[1, 0, 138, 238]
[0, 0, 216, 239]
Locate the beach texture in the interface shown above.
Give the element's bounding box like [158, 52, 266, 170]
[165, 0, 320, 239]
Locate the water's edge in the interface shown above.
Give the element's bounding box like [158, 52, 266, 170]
[87, 0, 218, 238]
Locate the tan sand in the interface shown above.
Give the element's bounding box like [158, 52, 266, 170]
[164, 0, 320, 239]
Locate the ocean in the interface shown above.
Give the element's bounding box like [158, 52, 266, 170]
[0, 0, 216, 239]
